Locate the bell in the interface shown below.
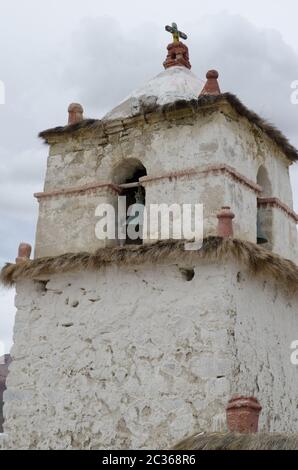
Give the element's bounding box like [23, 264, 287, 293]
[257, 212, 268, 244]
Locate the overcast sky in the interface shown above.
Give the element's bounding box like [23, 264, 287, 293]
[1, 0, 298, 353]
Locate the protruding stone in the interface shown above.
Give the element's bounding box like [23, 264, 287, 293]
[217, 206, 235, 238]
[163, 42, 191, 70]
[226, 396, 262, 433]
[15, 243, 32, 264]
[199, 69, 221, 96]
[68, 103, 84, 125]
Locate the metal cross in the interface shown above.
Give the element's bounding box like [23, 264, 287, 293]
[165, 22, 187, 43]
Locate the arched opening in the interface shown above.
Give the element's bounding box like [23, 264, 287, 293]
[256, 165, 272, 247]
[112, 159, 147, 246]
[257, 165, 272, 197]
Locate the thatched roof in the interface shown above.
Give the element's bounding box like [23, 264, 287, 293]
[39, 93, 298, 162]
[173, 432, 298, 450]
[1, 237, 298, 292]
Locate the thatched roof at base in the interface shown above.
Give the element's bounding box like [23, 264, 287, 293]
[39, 93, 298, 162]
[173, 432, 298, 450]
[1, 237, 298, 292]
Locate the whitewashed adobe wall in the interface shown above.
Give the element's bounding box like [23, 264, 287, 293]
[35, 188, 119, 258]
[35, 106, 297, 261]
[144, 173, 257, 242]
[3, 261, 298, 449]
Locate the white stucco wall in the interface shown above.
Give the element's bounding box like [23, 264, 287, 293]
[271, 208, 298, 263]
[34, 189, 119, 258]
[3, 260, 298, 449]
[217, 111, 294, 206]
[36, 169, 259, 258]
[35, 106, 297, 261]
[44, 108, 293, 204]
[144, 173, 257, 242]
[231, 269, 298, 430]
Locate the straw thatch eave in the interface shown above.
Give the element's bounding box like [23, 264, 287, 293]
[1, 237, 298, 293]
[172, 431, 298, 450]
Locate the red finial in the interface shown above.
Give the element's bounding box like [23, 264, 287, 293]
[226, 396, 262, 433]
[16, 243, 32, 264]
[163, 42, 191, 70]
[217, 206, 235, 238]
[68, 103, 84, 125]
[199, 69, 221, 96]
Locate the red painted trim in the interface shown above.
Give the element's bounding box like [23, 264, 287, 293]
[34, 164, 263, 201]
[140, 164, 262, 194]
[258, 197, 298, 223]
[34, 182, 122, 200]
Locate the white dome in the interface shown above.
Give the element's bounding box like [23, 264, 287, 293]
[103, 66, 202, 121]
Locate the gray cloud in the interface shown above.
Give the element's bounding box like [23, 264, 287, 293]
[64, 14, 298, 146]
[63, 13, 298, 206]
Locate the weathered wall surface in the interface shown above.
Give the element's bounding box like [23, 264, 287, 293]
[3, 261, 298, 449]
[43, 109, 291, 197]
[35, 168, 259, 258]
[230, 269, 298, 431]
[44, 112, 222, 191]
[144, 173, 257, 242]
[35, 107, 297, 261]
[0, 354, 11, 433]
[35, 188, 119, 258]
[271, 208, 298, 263]
[218, 110, 294, 206]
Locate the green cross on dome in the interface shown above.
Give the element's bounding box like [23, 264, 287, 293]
[165, 22, 187, 43]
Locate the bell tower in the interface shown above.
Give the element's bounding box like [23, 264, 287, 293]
[1, 23, 298, 450]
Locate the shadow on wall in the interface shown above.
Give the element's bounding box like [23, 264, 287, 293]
[257, 165, 272, 248]
[111, 158, 147, 246]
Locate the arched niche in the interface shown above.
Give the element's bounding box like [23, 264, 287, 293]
[257, 165, 272, 197]
[256, 165, 273, 248]
[112, 159, 147, 245]
[111, 158, 147, 185]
